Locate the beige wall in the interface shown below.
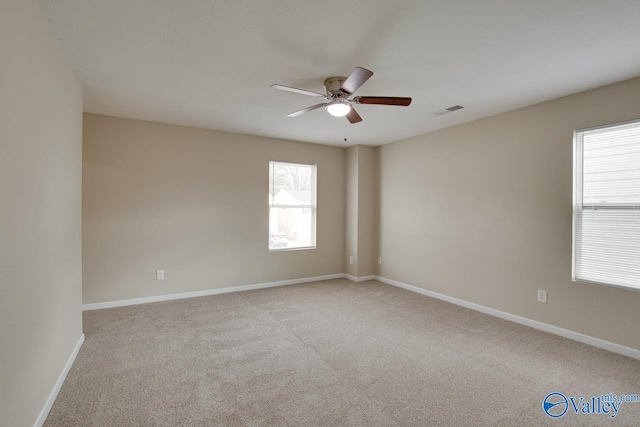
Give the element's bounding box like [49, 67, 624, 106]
[344, 145, 377, 278]
[345, 146, 358, 276]
[356, 145, 377, 277]
[378, 77, 640, 350]
[83, 114, 345, 304]
[0, 0, 83, 425]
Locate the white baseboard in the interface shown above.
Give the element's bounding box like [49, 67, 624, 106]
[344, 274, 377, 282]
[34, 333, 85, 427]
[376, 275, 640, 361]
[82, 274, 345, 311]
[82, 272, 639, 358]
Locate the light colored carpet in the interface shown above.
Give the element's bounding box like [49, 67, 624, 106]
[45, 279, 640, 426]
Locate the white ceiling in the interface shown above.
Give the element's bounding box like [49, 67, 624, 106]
[39, 0, 640, 147]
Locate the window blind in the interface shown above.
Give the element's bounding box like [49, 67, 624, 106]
[573, 120, 640, 290]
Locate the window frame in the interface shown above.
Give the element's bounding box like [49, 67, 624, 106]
[268, 160, 317, 252]
[572, 118, 640, 291]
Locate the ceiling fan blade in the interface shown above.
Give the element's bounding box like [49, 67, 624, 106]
[286, 103, 329, 117]
[271, 84, 327, 98]
[346, 108, 362, 124]
[340, 67, 373, 95]
[354, 96, 412, 106]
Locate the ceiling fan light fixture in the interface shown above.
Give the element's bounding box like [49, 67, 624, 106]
[326, 101, 351, 117]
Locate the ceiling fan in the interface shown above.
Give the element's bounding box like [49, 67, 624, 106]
[271, 67, 412, 124]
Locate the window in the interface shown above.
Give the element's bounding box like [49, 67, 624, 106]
[572, 119, 640, 290]
[269, 161, 316, 251]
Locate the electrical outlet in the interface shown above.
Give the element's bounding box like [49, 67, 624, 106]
[537, 289, 547, 304]
[349, 256, 354, 265]
[378, 257, 382, 265]
[156, 270, 165, 280]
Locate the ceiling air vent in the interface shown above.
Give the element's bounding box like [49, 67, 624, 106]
[432, 105, 464, 116]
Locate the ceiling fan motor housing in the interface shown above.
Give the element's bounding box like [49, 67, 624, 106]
[324, 77, 347, 97]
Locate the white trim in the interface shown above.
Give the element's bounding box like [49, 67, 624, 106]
[344, 274, 377, 283]
[375, 276, 640, 361]
[34, 333, 85, 427]
[575, 117, 640, 133]
[82, 274, 345, 311]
